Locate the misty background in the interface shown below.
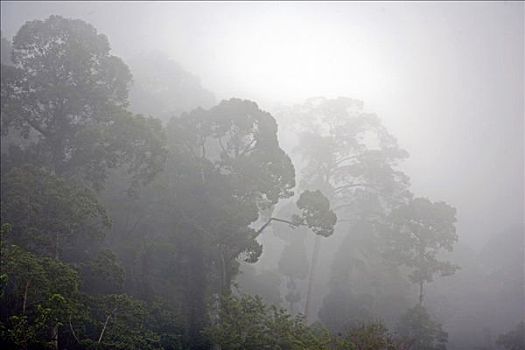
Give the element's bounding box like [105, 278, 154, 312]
[1, 1, 523, 349]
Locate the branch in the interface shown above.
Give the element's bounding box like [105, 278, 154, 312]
[239, 138, 257, 157]
[200, 137, 206, 159]
[229, 217, 301, 264]
[254, 217, 298, 238]
[22, 279, 30, 314]
[69, 314, 81, 345]
[217, 136, 227, 153]
[334, 154, 359, 165]
[98, 306, 118, 344]
[21, 112, 50, 138]
[333, 183, 375, 194]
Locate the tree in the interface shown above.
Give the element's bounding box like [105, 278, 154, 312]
[276, 97, 411, 321]
[1, 165, 110, 262]
[165, 99, 335, 293]
[98, 98, 297, 348]
[279, 237, 309, 314]
[382, 198, 458, 304]
[203, 294, 329, 350]
[1, 224, 81, 350]
[335, 322, 412, 350]
[1, 223, 176, 350]
[281, 97, 410, 207]
[68, 293, 164, 350]
[172, 98, 296, 209]
[319, 219, 412, 333]
[397, 305, 447, 350]
[127, 52, 216, 122]
[271, 202, 310, 313]
[164, 98, 297, 293]
[254, 190, 337, 240]
[1, 15, 166, 189]
[1, 32, 12, 65]
[103, 99, 336, 348]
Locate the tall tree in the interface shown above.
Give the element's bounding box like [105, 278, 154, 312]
[166, 98, 297, 293]
[1, 15, 165, 189]
[104, 99, 336, 348]
[1, 224, 81, 350]
[276, 97, 411, 321]
[275, 203, 310, 314]
[382, 197, 459, 304]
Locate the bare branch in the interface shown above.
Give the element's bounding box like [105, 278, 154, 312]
[98, 306, 118, 344]
[254, 217, 298, 238]
[69, 314, 81, 345]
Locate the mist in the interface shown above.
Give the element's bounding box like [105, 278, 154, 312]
[1, 2, 523, 350]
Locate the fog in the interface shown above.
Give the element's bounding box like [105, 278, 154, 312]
[1, 2, 523, 350]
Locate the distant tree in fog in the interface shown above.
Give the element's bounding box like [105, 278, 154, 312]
[280, 97, 411, 321]
[277, 229, 309, 313]
[382, 197, 458, 305]
[127, 52, 215, 122]
[1, 32, 12, 65]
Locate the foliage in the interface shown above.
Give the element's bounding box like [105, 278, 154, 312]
[1, 165, 110, 261]
[70, 294, 163, 350]
[204, 294, 329, 349]
[284, 97, 412, 326]
[397, 305, 447, 350]
[284, 97, 411, 210]
[79, 250, 125, 295]
[172, 98, 295, 208]
[335, 322, 412, 350]
[1, 229, 80, 349]
[319, 219, 412, 333]
[1, 15, 166, 189]
[293, 190, 337, 237]
[382, 197, 458, 303]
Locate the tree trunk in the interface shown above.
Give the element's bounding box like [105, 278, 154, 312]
[211, 249, 228, 350]
[50, 325, 58, 350]
[220, 249, 228, 294]
[304, 235, 321, 323]
[419, 280, 424, 305]
[98, 307, 117, 344]
[185, 247, 209, 350]
[417, 245, 425, 305]
[55, 231, 59, 260]
[51, 242, 60, 349]
[22, 280, 30, 314]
